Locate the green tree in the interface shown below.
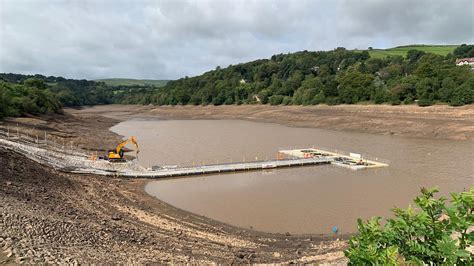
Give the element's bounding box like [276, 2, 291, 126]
[258, 89, 271, 104]
[407, 49, 426, 62]
[373, 88, 388, 104]
[302, 88, 318, 105]
[0, 85, 12, 118]
[269, 95, 284, 105]
[338, 70, 375, 103]
[450, 78, 474, 106]
[292, 87, 304, 105]
[439, 77, 456, 102]
[416, 78, 437, 106]
[453, 44, 474, 58]
[312, 91, 325, 104]
[24, 78, 47, 90]
[281, 96, 292, 105]
[390, 83, 413, 104]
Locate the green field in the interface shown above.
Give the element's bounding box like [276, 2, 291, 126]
[96, 78, 170, 87]
[366, 45, 459, 59]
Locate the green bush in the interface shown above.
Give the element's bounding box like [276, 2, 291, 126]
[345, 187, 474, 265]
[325, 97, 340, 105]
[417, 98, 433, 106]
[269, 95, 284, 105]
[403, 95, 414, 105]
[390, 99, 401, 105]
[282, 96, 293, 105]
[312, 91, 326, 104]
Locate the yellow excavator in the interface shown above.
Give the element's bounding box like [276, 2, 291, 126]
[105, 136, 140, 162]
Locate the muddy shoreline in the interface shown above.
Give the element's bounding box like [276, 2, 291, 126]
[70, 104, 474, 141]
[0, 106, 349, 264]
[1, 104, 472, 263]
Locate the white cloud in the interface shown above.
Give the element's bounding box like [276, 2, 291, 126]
[0, 0, 472, 80]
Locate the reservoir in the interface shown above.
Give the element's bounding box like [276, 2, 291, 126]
[111, 119, 473, 234]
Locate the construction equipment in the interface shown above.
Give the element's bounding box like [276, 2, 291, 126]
[105, 136, 139, 162]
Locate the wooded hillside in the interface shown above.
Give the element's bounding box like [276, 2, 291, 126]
[142, 45, 474, 107]
[1, 44, 473, 119]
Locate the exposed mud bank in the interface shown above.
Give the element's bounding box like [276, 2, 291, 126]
[2, 103, 472, 263]
[69, 104, 474, 141]
[0, 109, 348, 264]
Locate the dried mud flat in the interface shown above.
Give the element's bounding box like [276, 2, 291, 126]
[1, 104, 472, 264]
[72, 104, 474, 141]
[0, 109, 348, 264]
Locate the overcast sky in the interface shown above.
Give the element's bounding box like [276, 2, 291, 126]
[1, 0, 473, 80]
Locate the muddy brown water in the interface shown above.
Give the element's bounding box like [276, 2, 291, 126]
[111, 119, 473, 234]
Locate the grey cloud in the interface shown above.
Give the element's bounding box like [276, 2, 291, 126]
[0, 0, 472, 80]
[335, 0, 473, 47]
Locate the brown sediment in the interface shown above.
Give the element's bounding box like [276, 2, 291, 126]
[0, 107, 348, 264]
[68, 104, 474, 141]
[1, 103, 472, 263]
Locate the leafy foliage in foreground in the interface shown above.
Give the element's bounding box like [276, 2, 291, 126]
[345, 187, 474, 265]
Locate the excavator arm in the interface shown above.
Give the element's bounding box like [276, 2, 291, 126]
[107, 136, 139, 162]
[115, 136, 140, 155]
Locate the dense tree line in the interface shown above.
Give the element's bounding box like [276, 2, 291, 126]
[0, 78, 62, 119]
[0, 73, 154, 119]
[138, 45, 473, 107]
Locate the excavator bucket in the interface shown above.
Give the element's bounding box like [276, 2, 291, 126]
[106, 136, 140, 163]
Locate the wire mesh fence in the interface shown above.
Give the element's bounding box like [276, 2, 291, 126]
[0, 125, 87, 157]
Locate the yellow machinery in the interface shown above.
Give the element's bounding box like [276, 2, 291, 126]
[106, 136, 139, 162]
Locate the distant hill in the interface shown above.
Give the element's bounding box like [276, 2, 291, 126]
[366, 45, 459, 59]
[96, 78, 170, 87]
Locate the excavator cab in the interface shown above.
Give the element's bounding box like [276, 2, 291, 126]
[106, 136, 139, 162]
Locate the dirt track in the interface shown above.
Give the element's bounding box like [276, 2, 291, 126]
[1, 104, 472, 263]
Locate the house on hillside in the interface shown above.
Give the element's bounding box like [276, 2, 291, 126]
[455, 58, 474, 69]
